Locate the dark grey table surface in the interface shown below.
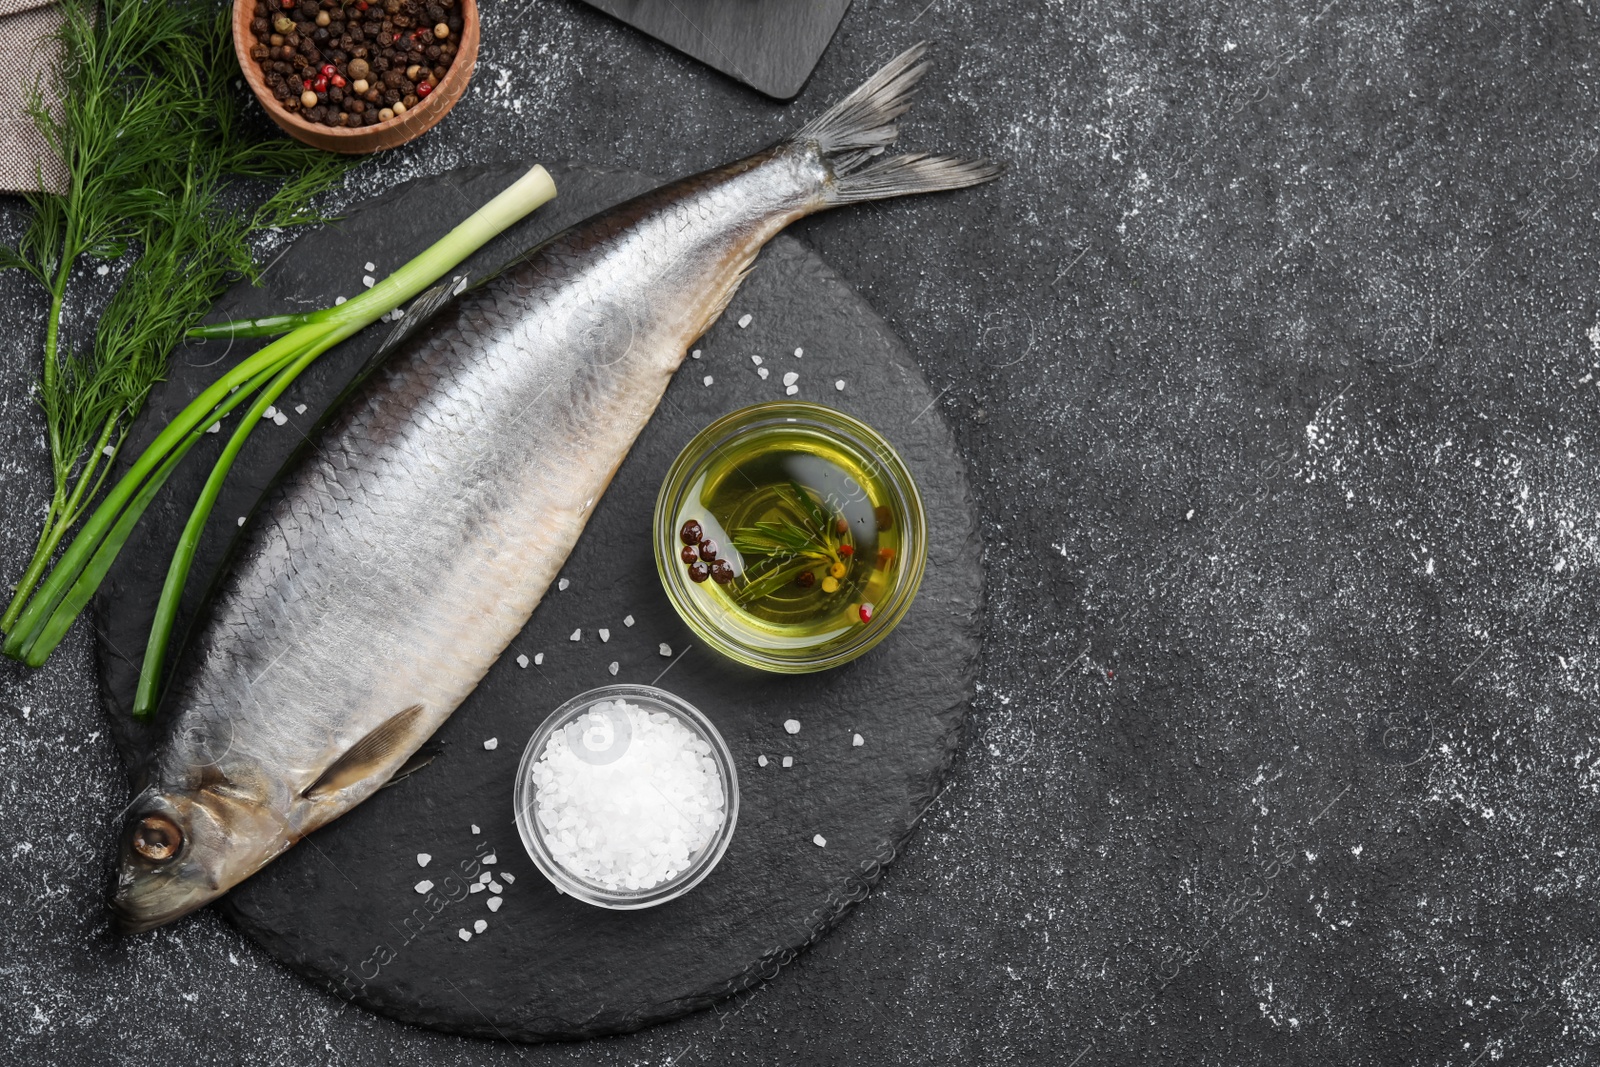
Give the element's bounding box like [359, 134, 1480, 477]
[4, 1, 1599, 1064]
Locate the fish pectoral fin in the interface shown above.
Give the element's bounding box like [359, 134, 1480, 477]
[304, 704, 429, 799]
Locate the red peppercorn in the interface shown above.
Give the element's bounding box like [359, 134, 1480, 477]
[679, 545, 699, 566]
[320, 63, 336, 76]
[838, 543, 854, 558]
[416, 80, 432, 97]
[302, 78, 312, 89]
[688, 561, 710, 583]
[710, 559, 735, 585]
[679, 519, 703, 546]
[859, 602, 874, 623]
[796, 570, 816, 588]
[331, 74, 347, 87]
[313, 75, 329, 91]
[697, 539, 718, 562]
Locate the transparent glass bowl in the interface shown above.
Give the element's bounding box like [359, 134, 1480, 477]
[654, 401, 928, 673]
[512, 684, 738, 909]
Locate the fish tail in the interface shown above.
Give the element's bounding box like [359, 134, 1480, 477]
[796, 42, 1003, 205]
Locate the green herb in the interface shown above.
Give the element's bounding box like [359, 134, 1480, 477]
[0, 0, 348, 635]
[727, 482, 850, 605]
[1, 163, 559, 722]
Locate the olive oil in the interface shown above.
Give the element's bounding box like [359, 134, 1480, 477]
[670, 424, 909, 649]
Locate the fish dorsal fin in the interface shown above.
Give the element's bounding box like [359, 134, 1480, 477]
[304, 704, 427, 799]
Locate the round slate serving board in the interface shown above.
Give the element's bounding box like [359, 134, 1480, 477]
[93, 163, 982, 1040]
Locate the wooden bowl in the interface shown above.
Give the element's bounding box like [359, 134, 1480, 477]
[232, 0, 479, 154]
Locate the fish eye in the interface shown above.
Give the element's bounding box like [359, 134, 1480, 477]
[131, 814, 183, 862]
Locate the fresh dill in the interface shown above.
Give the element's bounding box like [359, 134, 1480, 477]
[0, 0, 348, 632]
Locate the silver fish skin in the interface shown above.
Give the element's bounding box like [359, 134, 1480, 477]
[111, 43, 999, 933]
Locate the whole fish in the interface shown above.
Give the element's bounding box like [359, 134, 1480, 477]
[112, 43, 999, 932]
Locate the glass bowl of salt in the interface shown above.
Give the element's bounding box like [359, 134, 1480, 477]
[513, 684, 739, 909]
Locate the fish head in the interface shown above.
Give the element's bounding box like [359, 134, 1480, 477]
[111, 784, 292, 934]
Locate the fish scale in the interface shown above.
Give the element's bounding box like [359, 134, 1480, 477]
[111, 43, 1001, 932]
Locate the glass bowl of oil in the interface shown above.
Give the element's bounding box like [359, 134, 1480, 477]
[654, 401, 927, 673]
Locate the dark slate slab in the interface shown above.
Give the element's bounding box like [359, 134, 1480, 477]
[576, 0, 852, 99]
[91, 163, 982, 1039]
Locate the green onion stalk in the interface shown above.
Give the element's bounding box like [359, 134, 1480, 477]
[2, 164, 557, 723]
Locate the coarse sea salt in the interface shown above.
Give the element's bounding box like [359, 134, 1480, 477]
[738, 314, 752, 328]
[608, 661, 619, 676]
[415, 880, 434, 894]
[458, 928, 471, 941]
[758, 755, 768, 767]
[471, 823, 480, 835]
[784, 719, 800, 734]
[517, 654, 529, 668]
[488, 896, 503, 911]
[758, 367, 770, 380]
[853, 733, 864, 747]
[659, 643, 672, 657]
[703, 374, 714, 387]
[785, 384, 799, 396]
[474, 919, 488, 934]
[531, 700, 725, 893]
[599, 628, 610, 642]
[484, 737, 498, 751]
[558, 578, 570, 591]
[782, 371, 799, 387]
[417, 853, 431, 867]
[570, 629, 581, 641]
[813, 834, 827, 848]
[623, 615, 635, 627]
[782, 756, 794, 768]
[534, 652, 544, 665]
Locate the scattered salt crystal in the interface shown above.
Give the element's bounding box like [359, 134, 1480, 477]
[852, 733, 864, 747]
[751, 354, 763, 365]
[659, 643, 672, 657]
[558, 578, 570, 591]
[813, 834, 827, 848]
[782, 756, 794, 768]
[835, 380, 846, 391]
[470, 882, 483, 893]
[471, 824, 480, 834]
[758, 367, 769, 380]
[1185, 509, 1195, 520]
[474, 919, 488, 934]
[364, 261, 376, 272]
[516, 654, 529, 668]
[738, 313, 752, 328]
[782, 371, 799, 386]
[785, 384, 799, 396]
[598, 628, 610, 642]
[458, 928, 471, 942]
[487, 896, 503, 912]
[236, 516, 246, 527]
[96, 264, 109, 276]
[793, 347, 803, 358]
[414, 880, 434, 894]
[479, 871, 491, 884]
[784, 719, 800, 734]
[206, 421, 221, 434]
[102, 445, 115, 457]
[262, 406, 277, 420]
[295, 404, 307, 415]
[273, 412, 288, 426]
[570, 628, 581, 641]
[488, 881, 502, 893]
[482, 853, 497, 865]
[534, 653, 544, 665]
[608, 661, 619, 676]
[484, 737, 498, 751]
[758, 755, 768, 767]
[531, 699, 727, 892]
[362, 275, 376, 288]
[334, 296, 347, 305]
[417, 853, 431, 867]
[503, 873, 515, 884]
[703, 374, 714, 387]
[691, 348, 702, 359]
[623, 615, 634, 627]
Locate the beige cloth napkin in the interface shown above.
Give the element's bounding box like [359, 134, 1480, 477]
[0, 0, 67, 194]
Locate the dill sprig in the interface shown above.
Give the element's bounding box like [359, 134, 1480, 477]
[0, 0, 348, 633]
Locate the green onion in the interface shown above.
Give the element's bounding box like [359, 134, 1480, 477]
[2, 164, 558, 707]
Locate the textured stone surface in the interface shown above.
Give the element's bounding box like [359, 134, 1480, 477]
[93, 164, 982, 1040]
[8, 0, 1600, 1063]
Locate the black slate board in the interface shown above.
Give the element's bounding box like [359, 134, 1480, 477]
[93, 162, 982, 1040]
[577, 0, 852, 99]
